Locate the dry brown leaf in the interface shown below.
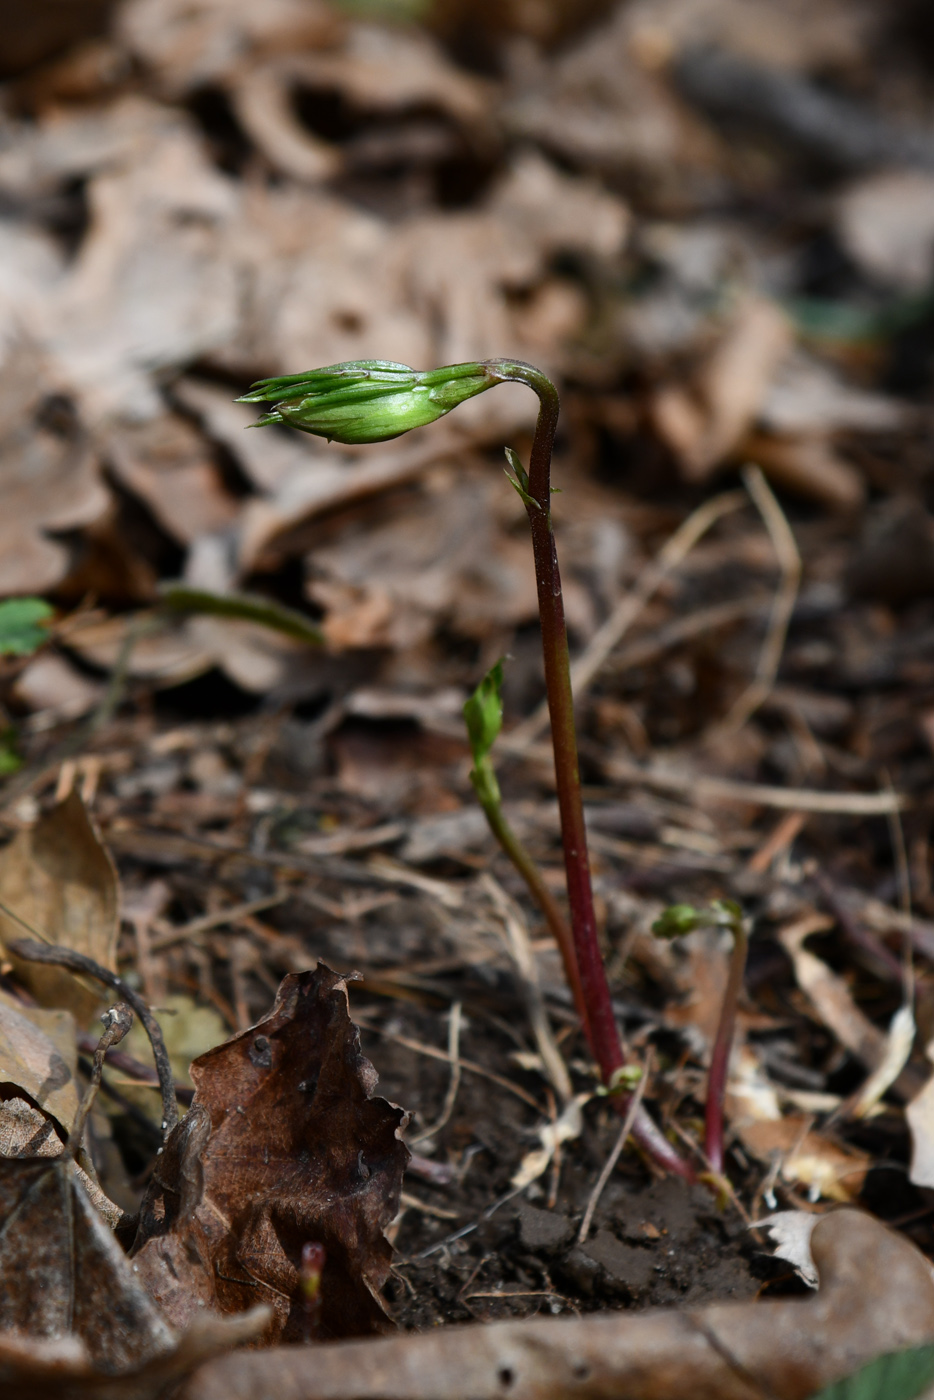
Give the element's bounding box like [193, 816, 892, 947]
[33, 97, 240, 421]
[230, 62, 341, 185]
[779, 915, 885, 1069]
[307, 469, 538, 652]
[0, 791, 118, 1028]
[117, 0, 342, 95]
[836, 169, 934, 291]
[503, 3, 714, 183]
[0, 992, 79, 1134]
[180, 1210, 934, 1400]
[0, 1126, 266, 1400]
[652, 298, 794, 482]
[131, 965, 408, 1343]
[11, 652, 106, 723]
[735, 1115, 869, 1203]
[758, 352, 911, 437]
[739, 431, 866, 511]
[0, 341, 110, 594]
[106, 414, 240, 545]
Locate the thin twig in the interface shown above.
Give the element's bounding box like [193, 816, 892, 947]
[506, 489, 747, 750]
[67, 1003, 134, 1157]
[713, 465, 801, 735]
[601, 755, 908, 815]
[483, 874, 573, 1105]
[149, 892, 288, 951]
[410, 1002, 464, 1145]
[578, 1049, 651, 1244]
[355, 1014, 547, 1114]
[6, 930, 179, 1134]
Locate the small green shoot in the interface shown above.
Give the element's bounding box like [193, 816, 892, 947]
[808, 1343, 934, 1400]
[0, 730, 22, 776]
[463, 661, 590, 1043]
[504, 447, 541, 513]
[244, 354, 694, 1181]
[0, 598, 54, 657]
[653, 898, 747, 1174]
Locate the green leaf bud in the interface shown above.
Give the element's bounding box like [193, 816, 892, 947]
[652, 903, 703, 940]
[463, 660, 504, 767]
[237, 360, 498, 444]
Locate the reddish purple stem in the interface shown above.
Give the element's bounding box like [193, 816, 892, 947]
[704, 921, 748, 1175]
[486, 360, 692, 1182]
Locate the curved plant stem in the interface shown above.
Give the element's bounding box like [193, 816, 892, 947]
[478, 797, 593, 1052]
[704, 917, 748, 1175]
[485, 359, 692, 1181]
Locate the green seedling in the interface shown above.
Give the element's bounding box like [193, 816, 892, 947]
[464, 661, 591, 1044]
[653, 898, 747, 1174]
[242, 357, 692, 1180]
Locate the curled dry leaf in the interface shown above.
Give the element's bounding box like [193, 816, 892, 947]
[0, 1133, 267, 1400]
[181, 1210, 934, 1400]
[652, 297, 794, 482]
[131, 965, 408, 1343]
[0, 341, 109, 595]
[0, 790, 118, 1028]
[0, 991, 79, 1134]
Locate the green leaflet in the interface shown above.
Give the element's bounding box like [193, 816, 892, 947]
[652, 898, 744, 941]
[808, 1343, 934, 1400]
[0, 598, 54, 657]
[463, 661, 504, 767]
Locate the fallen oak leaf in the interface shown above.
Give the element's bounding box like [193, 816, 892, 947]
[131, 965, 408, 1343]
[0, 991, 80, 1135]
[180, 1210, 934, 1400]
[0, 1011, 269, 1399]
[0, 790, 118, 1029]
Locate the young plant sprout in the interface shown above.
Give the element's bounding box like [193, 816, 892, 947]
[240, 358, 692, 1181]
[653, 899, 748, 1175]
[463, 659, 592, 1044]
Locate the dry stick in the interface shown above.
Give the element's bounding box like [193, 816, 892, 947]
[6, 932, 179, 1134]
[507, 488, 747, 751]
[149, 891, 288, 952]
[67, 1002, 134, 1157]
[474, 792, 592, 1048]
[409, 1002, 464, 1146]
[355, 1014, 548, 1114]
[491, 364, 691, 1180]
[601, 756, 908, 815]
[577, 1049, 651, 1244]
[704, 914, 748, 1176]
[482, 873, 573, 1106]
[713, 464, 801, 736]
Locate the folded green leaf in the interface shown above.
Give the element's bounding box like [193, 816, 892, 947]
[463, 661, 504, 768]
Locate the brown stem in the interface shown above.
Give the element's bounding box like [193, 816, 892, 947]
[704, 920, 748, 1174]
[484, 360, 692, 1182]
